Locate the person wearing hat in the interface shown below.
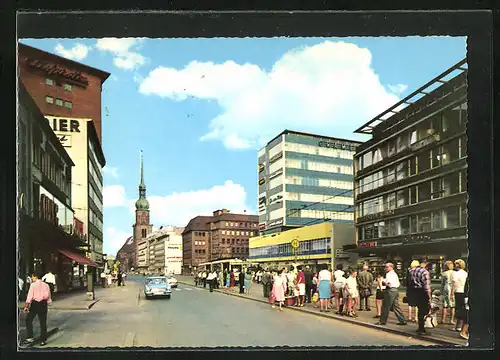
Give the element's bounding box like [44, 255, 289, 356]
[406, 260, 421, 323]
[407, 258, 432, 335]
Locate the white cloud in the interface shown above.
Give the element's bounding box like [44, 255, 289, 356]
[54, 42, 91, 61]
[96, 38, 145, 70]
[388, 83, 408, 95]
[126, 180, 253, 227]
[139, 40, 402, 149]
[104, 227, 131, 256]
[103, 185, 127, 207]
[103, 166, 119, 178]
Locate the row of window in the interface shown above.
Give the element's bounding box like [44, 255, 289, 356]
[357, 102, 467, 171]
[34, 143, 71, 198]
[89, 208, 103, 232]
[287, 192, 353, 205]
[45, 78, 73, 91]
[194, 232, 206, 237]
[285, 176, 353, 189]
[89, 141, 103, 176]
[284, 142, 355, 160]
[88, 183, 103, 212]
[194, 241, 206, 246]
[357, 170, 466, 217]
[358, 204, 467, 241]
[89, 233, 102, 253]
[89, 159, 103, 188]
[288, 210, 354, 221]
[285, 159, 353, 175]
[357, 135, 467, 195]
[249, 238, 331, 258]
[221, 238, 249, 245]
[221, 230, 256, 236]
[45, 96, 72, 109]
[224, 222, 258, 228]
[195, 249, 207, 254]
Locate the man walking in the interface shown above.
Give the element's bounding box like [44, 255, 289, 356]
[202, 270, 207, 288]
[207, 270, 216, 292]
[376, 263, 407, 326]
[42, 270, 56, 299]
[262, 269, 272, 298]
[408, 259, 432, 335]
[23, 271, 52, 346]
[304, 265, 314, 304]
[357, 265, 374, 311]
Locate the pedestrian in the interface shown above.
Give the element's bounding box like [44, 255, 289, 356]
[244, 270, 252, 294]
[441, 260, 456, 325]
[295, 266, 306, 307]
[18, 276, 24, 301]
[375, 262, 407, 326]
[230, 269, 235, 291]
[207, 270, 216, 292]
[218, 270, 224, 289]
[202, 270, 207, 288]
[122, 272, 126, 286]
[239, 270, 245, 294]
[303, 265, 313, 304]
[458, 276, 470, 341]
[312, 272, 319, 307]
[406, 260, 421, 323]
[42, 270, 56, 298]
[373, 272, 386, 318]
[450, 259, 468, 333]
[23, 271, 51, 346]
[271, 269, 287, 311]
[357, 264, 373, 311]
[344, 269, 359, 317]
[262, 269, 272, 298]
[117, 271, 123, 286]
[333, 264, 346, 313]
[100, 271, 107, 288]
[286, 267, 295, 297]
[194, 272, 199, 286]
[407, 259, 431, 335]
[223, 270, 228, 287]
[318, 264, 332, 313]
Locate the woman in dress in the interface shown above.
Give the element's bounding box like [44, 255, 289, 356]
[272, 268, 287, 311]
[229, 269, 235, 291]
[344, 269, 359, 317]
[317, 264, 332, 312]
[441, 260, 456, 325]
[450, 259, 468, 333]
[374, 272, 386, 318]
[406, 260, 420, 322]
[244, 270, 252, 294]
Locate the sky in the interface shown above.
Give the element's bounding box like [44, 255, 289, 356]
[20, 36, 467, 256]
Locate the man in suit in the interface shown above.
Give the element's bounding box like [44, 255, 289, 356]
[262, 269, 272, 298]
[304, 265, 314, 304]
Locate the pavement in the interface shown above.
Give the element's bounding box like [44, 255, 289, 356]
[175, 275, 466, 347]
[22, 275, 438, 348]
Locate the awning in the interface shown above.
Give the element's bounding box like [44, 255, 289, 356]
[58, 248, 97, 267]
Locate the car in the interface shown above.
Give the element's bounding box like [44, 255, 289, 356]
[143, 276, 172, 299]
[167, 276, 178, 288]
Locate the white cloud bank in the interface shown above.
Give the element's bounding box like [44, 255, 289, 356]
[388, 83, 409, 95]
[96, 38, 146, 70]
[103, 166, 119, 179]
[103, 185, 127, 207]
[54, 43, 91, 61]
[104, 227, 131, 256]
[139, 40, 405, 149]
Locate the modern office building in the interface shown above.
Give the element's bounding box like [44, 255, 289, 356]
[258, 130, 362, 235]
[18, 43, 110, 143]
[248, 222, 357, 272]
[145, 226, 184, 275]
[182, 209, 259, 274]
[352, 59, 468, 280]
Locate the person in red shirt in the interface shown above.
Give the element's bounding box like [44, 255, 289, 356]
[295, 266, 306, 307]
[23, 271, 52, 346]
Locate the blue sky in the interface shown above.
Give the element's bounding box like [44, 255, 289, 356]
[20, 36, 466, 255]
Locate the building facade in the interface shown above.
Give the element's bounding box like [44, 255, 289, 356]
[18, 43, 110, 143]
[44, 116, 106, 272]
[249, 222, 357, 272]
[182, 209, 259, 274]
[258, 130, 362, 235]
[134, 151, 153, 272]
[145, 226, 184, 275]
[18, 82, 94, 293]
[352, 59, 468, 281]
[116, 236, 135, 272]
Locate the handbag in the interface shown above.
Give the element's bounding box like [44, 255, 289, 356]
[402, 296, 408, 304]
[268, 293, 276, 304]
[312, 292, 319, 303]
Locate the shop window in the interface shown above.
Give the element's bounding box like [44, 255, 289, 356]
[431, 178, 442, 199]
[55, 98, 63, 106]
[45, 96, 54, 104]
[442, 172, 460, 196]
[432, 210, 443, 230]
[418, 181, 431, 202]
[409, 186, 417, 204]
[396, 161, 408, 181]
[396, 134, 408, 153]
[417, 212, 432, 233]
[396, 189, 409, 208]
[460, 136, 468, 158]
[444, 206, 460, 228]
[417, 150, 431, 173]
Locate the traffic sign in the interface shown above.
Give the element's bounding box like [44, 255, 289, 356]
[291, 239, 300, 249]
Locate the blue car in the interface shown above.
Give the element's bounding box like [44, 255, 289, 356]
[144, 276, 172, 299]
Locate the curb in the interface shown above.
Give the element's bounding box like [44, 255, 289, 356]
[19, 328, 59, 348]
[178, 281, 461, 347]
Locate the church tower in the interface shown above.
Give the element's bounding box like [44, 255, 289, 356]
[132, 150, 153, 269]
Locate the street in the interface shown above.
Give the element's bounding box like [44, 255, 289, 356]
[30, 275, 435, 348]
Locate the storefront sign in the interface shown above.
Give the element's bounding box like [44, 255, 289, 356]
[268, 218, 283, 228]
[39, 194, 59, 225]
[259, 223, 266, 230]
[268, 152, 283, 164]
[318, 140, 357, 152]
[402, 234, 431, 244]
[358, 241, 377, 248]
[27, 58, 89, 85]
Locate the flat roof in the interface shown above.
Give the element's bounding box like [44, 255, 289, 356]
[265, 129, 364, 148]
[354, 58, 467, 135]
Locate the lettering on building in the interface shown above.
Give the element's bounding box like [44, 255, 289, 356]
[39, 194, 59, 226]
[27, 58, 89, 85]
[46, 117, 81, 133]
[267, 218, 284, 228]
[358, 241, 377, 248]
[318, 140, 358, 152]
[259, 223, 266, 230]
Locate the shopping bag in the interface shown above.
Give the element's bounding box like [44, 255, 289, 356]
[312, 292, 319, 303]
[424, 314, 437, 328]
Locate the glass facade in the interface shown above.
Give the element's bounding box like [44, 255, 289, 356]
[39, 185, 74, 232]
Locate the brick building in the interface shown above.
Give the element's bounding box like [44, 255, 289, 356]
[18, 43, 110, 143]
[182, 209, 259, 274]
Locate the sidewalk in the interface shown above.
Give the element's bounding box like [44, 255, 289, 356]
[176, 276, 465, 346]
[18, 286, 105, 311]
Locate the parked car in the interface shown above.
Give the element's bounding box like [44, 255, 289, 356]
[167, 276, 178, 288]
[144, 276, 172, 299]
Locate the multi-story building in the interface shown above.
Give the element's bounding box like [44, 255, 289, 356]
[145, 226, 184, 275]
[44, 115, 106, 273]
[18, 43, 110, 143]
[258, 130, 362, 235]
[18, 82, 94, 293]
[133, 151, 153, 272]
[249, 222, 357, 272]
[182, 209, 259, 274]
[352, 59, 468, 280]
[116, 236, 135, 272]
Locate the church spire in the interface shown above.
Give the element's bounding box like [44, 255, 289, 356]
[139, 150, 145, 191]
[135, 150, 149, 210]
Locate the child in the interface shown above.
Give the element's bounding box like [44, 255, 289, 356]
[425, 289, 441, 328]
[312, 291, 319, 308]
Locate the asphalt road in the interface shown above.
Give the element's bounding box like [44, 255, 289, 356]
[40, 275, 435, 348]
